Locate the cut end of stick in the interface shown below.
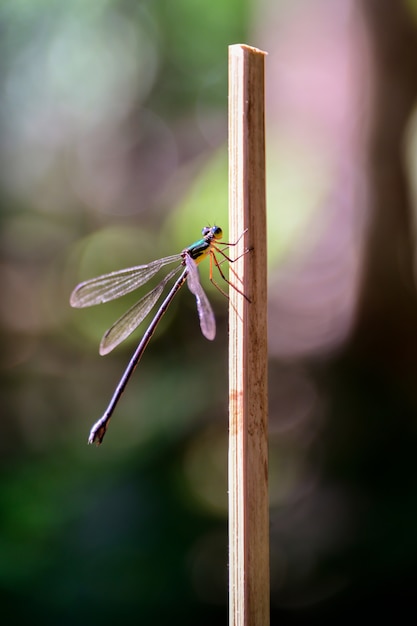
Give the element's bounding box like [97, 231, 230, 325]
[229, 43, 268, 57]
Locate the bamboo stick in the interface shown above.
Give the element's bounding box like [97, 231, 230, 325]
[228, 44, 269, 626]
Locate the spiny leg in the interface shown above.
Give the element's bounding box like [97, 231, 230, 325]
[209, 248, 252, 302]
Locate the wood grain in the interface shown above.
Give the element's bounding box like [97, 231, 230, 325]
[228, 44, 269, 626]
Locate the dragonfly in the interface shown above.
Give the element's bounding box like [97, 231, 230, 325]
[70, 225, 249, 446]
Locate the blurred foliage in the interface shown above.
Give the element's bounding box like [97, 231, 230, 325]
[1, 0, 417, 624]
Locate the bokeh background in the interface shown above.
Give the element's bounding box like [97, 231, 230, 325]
[1, 0, 417, 623]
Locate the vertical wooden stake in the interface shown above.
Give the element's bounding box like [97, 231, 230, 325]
[228, 45, 269, 626]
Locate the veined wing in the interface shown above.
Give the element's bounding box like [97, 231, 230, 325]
[70, 254, 182, 308]
[185, 253, 216, 341]
[99, 265, 182, 355]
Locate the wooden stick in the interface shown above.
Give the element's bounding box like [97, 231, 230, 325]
[228, 45, 269, 626]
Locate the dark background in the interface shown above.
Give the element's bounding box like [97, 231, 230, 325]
[1, 0, 417, 623]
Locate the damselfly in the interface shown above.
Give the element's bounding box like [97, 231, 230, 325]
[70, 225, 249, 445]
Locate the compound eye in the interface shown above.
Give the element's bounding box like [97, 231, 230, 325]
[213, 226, 223, 239]
[201, 226, 211, 236]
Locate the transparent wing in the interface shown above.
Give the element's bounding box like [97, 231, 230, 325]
[185, 254, 216, 341]
[99, 265, 182, 355]
[70, 254, 182, 308]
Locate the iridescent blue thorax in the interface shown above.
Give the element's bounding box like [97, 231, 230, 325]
[182, 225, 223, 265]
